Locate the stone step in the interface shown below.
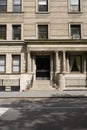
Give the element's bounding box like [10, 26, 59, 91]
[31, 80, 55, 90]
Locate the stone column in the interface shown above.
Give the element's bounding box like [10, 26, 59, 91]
[31, 55, 36, 80]
[54, 51, 60, 87]
[62, 51, 66, 73]
[66, 53, 69, 73]
[50, 53, 53, 85]
[83, 54, 86, 73]
[27, 52, 31, 73]
[55, 51, 60, 73]
[50, 54, 53, 72]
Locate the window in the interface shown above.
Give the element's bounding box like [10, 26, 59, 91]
[11, 86, 20, 91]
[12, 25, 21, 40]
[69, 55, 82, 72]
[70, 0, 80, 12]
[0, 25, 6, 40]
[13, 0, 21, 12]
[12, 55, 20, 73]
[0, 86, 5, 91]
[38, 25, 48, 39]
[0, 0, 7, 12]
[0, 55, 6, 73]
[38, 0, 48, 12]
[71, 25, 81, 39]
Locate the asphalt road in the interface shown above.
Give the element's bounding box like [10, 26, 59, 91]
[0, 98, 87, 130]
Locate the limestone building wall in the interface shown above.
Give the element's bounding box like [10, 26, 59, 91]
[23, 0, 87, 40]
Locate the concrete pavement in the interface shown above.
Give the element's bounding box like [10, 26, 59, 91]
[0, 98, 87, 130]
[0, 90, 87, 98]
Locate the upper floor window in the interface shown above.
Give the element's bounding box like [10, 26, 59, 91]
[0, 25, 6, 40]
[0, 0, 7, 12]
[38, 25, 48, 39]
[12, 25, 21, 40]
[38, 0, 48, 12]
[71, 24, 81, 39]
[12, 55, 20, 73]
[70, 0, 80, 12]
[0, 55, 6, 73]
[13, 0, 21, 12]
[69, 55, 82, 72]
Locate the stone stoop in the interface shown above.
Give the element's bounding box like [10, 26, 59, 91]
[30, 80, 55, 90]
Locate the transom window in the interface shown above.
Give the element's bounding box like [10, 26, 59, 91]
[12, 55, 20, 73]
[71, 25, 81, 39]
[0, 0, 7, 12]
[38, 0, 48, 12]
[0, 55, 6, 73]
[13, 0, 21, 12]
[70, 0, 80, 12]
[69, 55, 82, 72]
[12, 25, 21, 40]
[38, 25, 48, 39]
[0, 25, 6, 40]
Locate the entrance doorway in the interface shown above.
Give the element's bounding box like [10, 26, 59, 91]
[36, 56, 50, 80]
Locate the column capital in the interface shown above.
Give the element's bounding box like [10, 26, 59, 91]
[26, 51, 31, 53]
[62, 51, 66, 53]
[55, 51, 60, 53]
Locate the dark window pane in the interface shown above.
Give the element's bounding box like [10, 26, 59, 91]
[12, 55, 20, 73]
[13, 5, 21, 12]
[38, 25, 48, 39]
[38, 5, 48, 11]
[11, 86, 20, 91]
[12, 25, 21, 40]
[13, 0, 21, 12]
[70, 0, 80, 11]
[0, 25, 6, 40]
[0, 55, 6, 73]
[38, 0, 48, 12]
[0, 86, 5, 91]
[71, 25, 81, 39]
[0, 0, 7, 12]
[70, 55, 82, 72]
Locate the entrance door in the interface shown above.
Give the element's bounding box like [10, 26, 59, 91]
[36, 56, 50, 80]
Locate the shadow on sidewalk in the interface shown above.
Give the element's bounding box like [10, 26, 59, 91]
[0, 97, 87, 130]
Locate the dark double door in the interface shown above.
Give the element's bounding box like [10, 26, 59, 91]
[36, 56, 50, 80]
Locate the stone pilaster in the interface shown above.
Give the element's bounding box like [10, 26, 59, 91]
[27, 52, 31, 73]
[62, 51, 66, 73]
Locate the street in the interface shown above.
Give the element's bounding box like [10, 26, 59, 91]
[0, 98, 87, 130]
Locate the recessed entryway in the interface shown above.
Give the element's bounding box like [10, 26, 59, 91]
[36, 55, 50, 80]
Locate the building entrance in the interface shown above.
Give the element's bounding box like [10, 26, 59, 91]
[36, 56, 50, 80]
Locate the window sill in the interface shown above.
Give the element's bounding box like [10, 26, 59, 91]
[70, 72, 82, 74]
[12, 73, 20, 74]
[0, 12, 24, 14]
[68, 11, 82, 14]
[36, 11, 50, 14]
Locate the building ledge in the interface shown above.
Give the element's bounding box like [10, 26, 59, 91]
[64, 88, 87, 91]
[0, 40, 24, 45]
[25, 39, 87, 45]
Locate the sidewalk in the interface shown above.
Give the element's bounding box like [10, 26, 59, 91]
[0, 90, 87, 98]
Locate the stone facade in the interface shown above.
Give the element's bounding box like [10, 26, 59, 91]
[0, 0, 87, 91]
